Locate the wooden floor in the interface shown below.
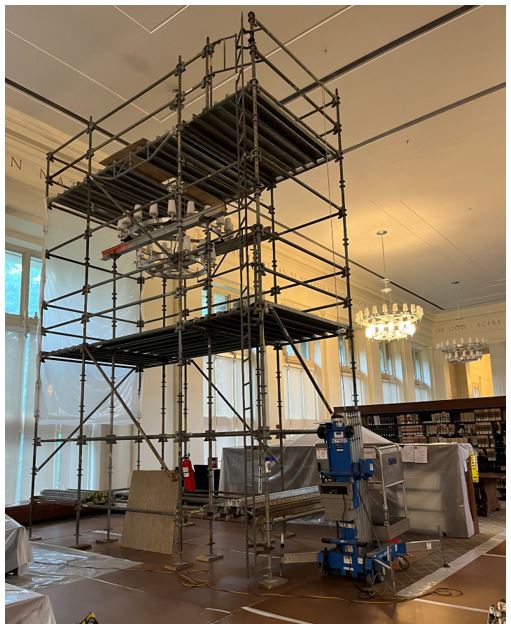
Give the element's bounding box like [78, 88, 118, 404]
[25, 515, 505, 624]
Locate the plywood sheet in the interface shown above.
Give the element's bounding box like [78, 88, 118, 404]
[121, 470, 178, 554]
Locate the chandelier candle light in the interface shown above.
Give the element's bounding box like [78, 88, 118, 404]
[356, 230, 424, 341]
[436, 281, 487, 363]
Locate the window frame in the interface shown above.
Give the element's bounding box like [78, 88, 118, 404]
[338, 337, 366, 406]
[284, 340, 313, 366]
[283, 340, 319, 423]
[202, 350, 256, 462]
[379, 342, 402, 403]
[200, 285, 234, 317]
[5, 244, 42, 503]
[412, 346, 432, 401]
[5, 244, 42, 333]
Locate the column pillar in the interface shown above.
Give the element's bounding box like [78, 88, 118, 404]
[488, 341, 506, 396]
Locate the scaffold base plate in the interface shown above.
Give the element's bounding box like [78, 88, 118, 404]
[165, 561, 193, 572]
[258, 575, 288, 589]
[95, 538, 119, 544]
[196, 553, 224, 563]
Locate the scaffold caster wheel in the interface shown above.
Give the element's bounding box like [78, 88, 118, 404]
[398, 556, 410, 570]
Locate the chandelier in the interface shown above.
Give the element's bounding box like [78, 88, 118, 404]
[114, 199, 234, 280]
[436, 337, 487, 363]
[355, 230, 424, 341]
[435, 282, 487, 363]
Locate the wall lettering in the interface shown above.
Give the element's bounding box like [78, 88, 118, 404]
[10, 156, 22, 170]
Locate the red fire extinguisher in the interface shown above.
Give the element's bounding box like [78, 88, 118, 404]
[181, 455, 196, 492]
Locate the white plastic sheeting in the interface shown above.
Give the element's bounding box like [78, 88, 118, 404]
[5, 515, 32, 574]
[41, 211, 140, 425]
[5, 584, 56, 624]
[11, 542, 138, 590]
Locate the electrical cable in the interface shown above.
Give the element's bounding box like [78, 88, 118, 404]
[33, 559, 464, 605]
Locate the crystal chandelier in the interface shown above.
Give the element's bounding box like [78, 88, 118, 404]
[436, 338, 487, 363]
[436, 282, 487, 363]
[355, 230, 424, 341]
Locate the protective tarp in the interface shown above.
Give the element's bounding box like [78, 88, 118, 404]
[221, 438, 474, 537]
[41, 211, 139, 425]
[398, 443, 474, 538]
[9, 542, 138, 590]
[5, 583, 56, 624]
[5, 515, 32, 574]
[220, 426, 390, 494]
[221, 445, 319, 494]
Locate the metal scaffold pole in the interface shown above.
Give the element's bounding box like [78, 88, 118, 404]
[73, 117, 94, 550]
[197, 224, 223, 563]
[332, 87, 371, 542]
[248, 11, 286, 590]
[334, 89, 359, 411]
[168, 54, 192, 572]
[161, 277, 167, 464]
[97, 255, 118, 545]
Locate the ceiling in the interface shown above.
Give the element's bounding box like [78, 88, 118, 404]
[5, 4, 506, 310]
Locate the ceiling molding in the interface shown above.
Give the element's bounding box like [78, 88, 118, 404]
[6, 105, 109, 191]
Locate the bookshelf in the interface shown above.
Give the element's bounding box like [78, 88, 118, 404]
[358, 397, 506, 499]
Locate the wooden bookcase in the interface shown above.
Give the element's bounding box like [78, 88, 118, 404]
[357, 396, 506, 499]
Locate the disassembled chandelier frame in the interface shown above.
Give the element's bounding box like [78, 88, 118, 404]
[356, 231, 424, 341]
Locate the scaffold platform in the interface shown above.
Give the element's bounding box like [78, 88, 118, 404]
[43, 302, 347, 368]
[51, 88, 336, 223]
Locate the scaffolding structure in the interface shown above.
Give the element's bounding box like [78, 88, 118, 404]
[29, 11, 359, 584]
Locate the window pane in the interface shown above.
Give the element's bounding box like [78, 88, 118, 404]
[339, 339, 347, 367]
[286, 342, 309, 360]
[393, 347, 403, 380]
[302, 372, 317, 420]
[213, 356, 233, 417]
[379, 342, 392, 375]
[413, 349, 422, 381]
[28, 257, 42, 318]
[383, 380, 399, 403]
[5, 251, 23, 315]
[286, 366, 303, 419]
[422, 355, 431, 386]
[340, 373, 354, 406]
[5, 330, 25, 503]
[213, 293, 229, 312]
